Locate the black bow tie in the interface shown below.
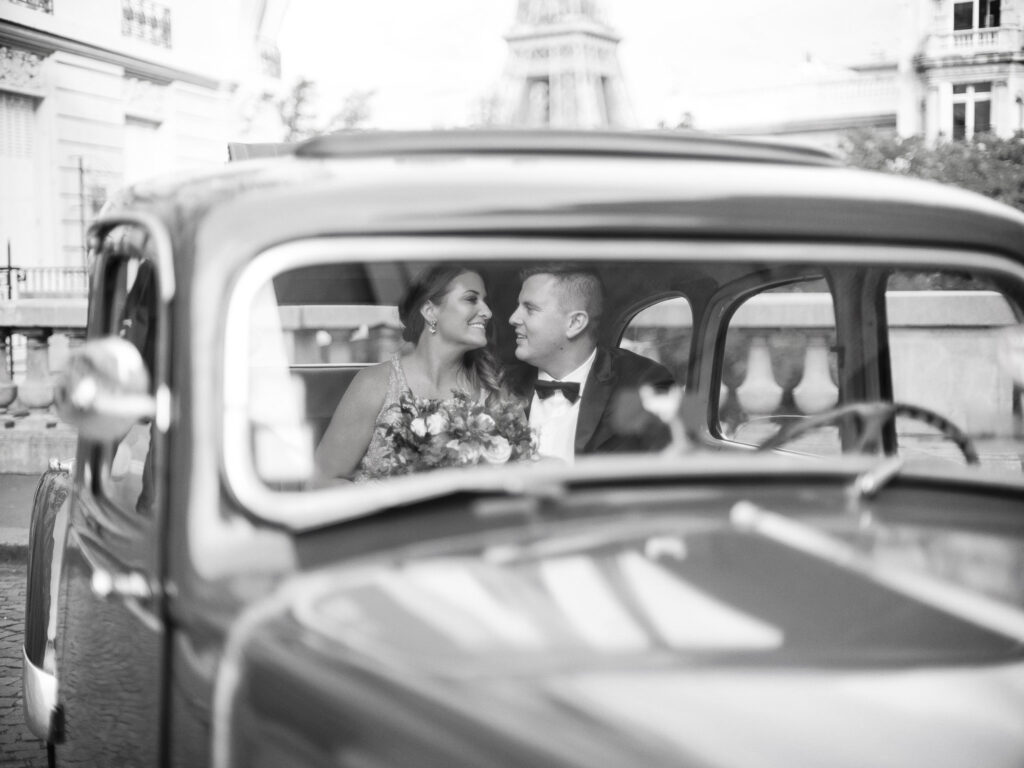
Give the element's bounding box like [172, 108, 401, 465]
[535, 380, 581, 404]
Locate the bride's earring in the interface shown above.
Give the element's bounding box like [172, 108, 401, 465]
[428, 319, 438, 335]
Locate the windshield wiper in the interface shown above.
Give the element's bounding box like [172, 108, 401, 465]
[851, 455, 904, 499]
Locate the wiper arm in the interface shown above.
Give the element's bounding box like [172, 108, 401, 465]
[851, 455, 904, 499]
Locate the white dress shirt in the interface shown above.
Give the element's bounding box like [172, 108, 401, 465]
[529, 349, 597, 464]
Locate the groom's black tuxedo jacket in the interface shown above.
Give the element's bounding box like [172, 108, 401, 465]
[515, 346, 676, 455]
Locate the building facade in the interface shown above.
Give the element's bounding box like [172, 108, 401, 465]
[692, 0, 1024, 148]
[911, 0, 1024, 140]
[0, 0, 286, 271]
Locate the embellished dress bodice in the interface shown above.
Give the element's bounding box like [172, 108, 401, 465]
[355, 356, 412, 481]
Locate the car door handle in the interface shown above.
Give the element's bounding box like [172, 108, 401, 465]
[91, 569, 153, 600]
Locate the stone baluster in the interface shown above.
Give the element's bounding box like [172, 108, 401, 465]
[0, 332, 16, 409]
[290, 328, 319, 365]
[792, 335, 838, 414]
[18, 329, 54, 410]
[736, 334, 783, 415]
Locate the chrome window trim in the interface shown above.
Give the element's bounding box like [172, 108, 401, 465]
[221, 236, 1024, 529]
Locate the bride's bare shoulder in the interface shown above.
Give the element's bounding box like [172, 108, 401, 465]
[352, 360, 392, 384]
[340, 362, 392, 406]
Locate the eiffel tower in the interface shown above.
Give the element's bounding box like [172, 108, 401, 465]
[501, 0, 633, 128]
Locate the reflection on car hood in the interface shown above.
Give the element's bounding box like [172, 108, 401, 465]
[217, 511, 1024, 767]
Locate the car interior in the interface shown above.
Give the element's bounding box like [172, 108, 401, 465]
[235, 251, 1024, 482]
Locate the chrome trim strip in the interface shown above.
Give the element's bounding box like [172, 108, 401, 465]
[731, 500, 1024, 641]
[22, 647, 57, 742]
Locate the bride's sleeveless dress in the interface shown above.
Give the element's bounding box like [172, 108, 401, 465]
[355, 356, 412, 481]
[355, 355, 486, 481]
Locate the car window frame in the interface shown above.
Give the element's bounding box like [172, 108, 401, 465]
[220, 236, 1024, 530]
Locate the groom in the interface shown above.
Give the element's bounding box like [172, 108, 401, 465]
[508, 266, 675, 462]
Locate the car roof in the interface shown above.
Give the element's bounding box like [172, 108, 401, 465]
[103, 129, 1024, 285]
[227, 129, 842, 166]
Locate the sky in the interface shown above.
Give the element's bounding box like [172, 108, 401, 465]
[276, 0, 902, 130]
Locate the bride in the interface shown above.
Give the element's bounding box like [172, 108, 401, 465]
[315, 265, 510, 480]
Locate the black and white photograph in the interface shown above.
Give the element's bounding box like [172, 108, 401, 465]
[3, 1, 1024, 766]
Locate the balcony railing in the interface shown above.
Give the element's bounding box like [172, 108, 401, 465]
[0, 267, 89, 300]
[7, 0, 53, 12]
[121, 0, 172, 49]
[924, 26, 1024, 57]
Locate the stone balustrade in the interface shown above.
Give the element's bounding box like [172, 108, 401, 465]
[0, 298, 88, 415]
[0, 296, 86, 472]
[620, 292, 1018, 438]
[924, 25, 1024, 57]
[0, 290, 1015, 439]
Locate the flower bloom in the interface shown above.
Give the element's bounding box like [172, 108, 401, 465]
[473, 413, 496, 431]
[482, 436, 512, 464]
[410, 417, 428, 438]
[425, 411, 449, 435]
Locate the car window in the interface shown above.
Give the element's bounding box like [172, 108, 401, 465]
[620, 297, 692, 384]
[719, 278, 839, 455]
[93, 228, 160, 517]
[222, 247, 1024, 515]
[885, 269, 1021, 473]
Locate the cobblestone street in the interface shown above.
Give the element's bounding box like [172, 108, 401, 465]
[0, 559, 47, 768]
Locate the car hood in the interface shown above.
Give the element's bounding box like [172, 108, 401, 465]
[214, 506, 1024, 767]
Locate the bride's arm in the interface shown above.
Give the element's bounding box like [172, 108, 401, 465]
[314, 365, 387, 479]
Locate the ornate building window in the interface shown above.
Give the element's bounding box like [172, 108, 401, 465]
[954, 0, 1000, 30]
[952, 82, 992, 139]
[7, 0, 53, 11]
[121, 0, 172, 49]
[0, 90, 39, 268]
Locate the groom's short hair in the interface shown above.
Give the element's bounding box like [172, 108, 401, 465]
[519, 264, 604, 337]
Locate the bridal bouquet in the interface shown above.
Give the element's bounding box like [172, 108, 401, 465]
[367, 390, 538, 478]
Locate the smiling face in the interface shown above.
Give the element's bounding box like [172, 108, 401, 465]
[508, 273, 577, 375]
[426, 271, 492, 349]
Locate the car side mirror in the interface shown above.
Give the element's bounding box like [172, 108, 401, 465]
[55, 337, 155, 441]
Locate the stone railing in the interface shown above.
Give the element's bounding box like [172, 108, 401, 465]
[280, 292, 1017, 437]
[0, 290, 1016, 464]
[0, 300, 87, 414]
[0, 267, 89, 301]
[924, 26, 1024, 57]
[622, 292, 1017, 443]
[2, 291, 1015, 420]
[7, 0, 53, 11]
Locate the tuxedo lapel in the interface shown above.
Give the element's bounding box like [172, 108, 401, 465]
[574, 347, 615, 454]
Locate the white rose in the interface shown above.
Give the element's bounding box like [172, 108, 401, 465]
[425, 411, 449, 435]
[410, 418, 428, 438]
[482, 436, 513, 464]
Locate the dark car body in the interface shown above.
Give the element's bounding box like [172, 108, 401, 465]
[22, 130, 1024, 767]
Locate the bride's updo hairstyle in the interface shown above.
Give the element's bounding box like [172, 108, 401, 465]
[399, 265, 505, 403]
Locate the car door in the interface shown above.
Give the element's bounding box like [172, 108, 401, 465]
[53, 222, 169, 766]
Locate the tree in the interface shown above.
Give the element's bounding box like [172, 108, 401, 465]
[324, 89, 376, 132]
[278, 77, 319, 142]
[276, 80, 375, 139]
[839, 128, 1024, 213]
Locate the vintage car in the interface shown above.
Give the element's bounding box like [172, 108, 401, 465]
[22, 130, 1024, 767]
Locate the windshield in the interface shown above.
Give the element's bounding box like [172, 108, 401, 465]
[223, 238, 1024, 506]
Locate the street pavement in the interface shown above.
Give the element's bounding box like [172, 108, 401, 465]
[1, 561, 48, 767]
[0, 475, 40, 555]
